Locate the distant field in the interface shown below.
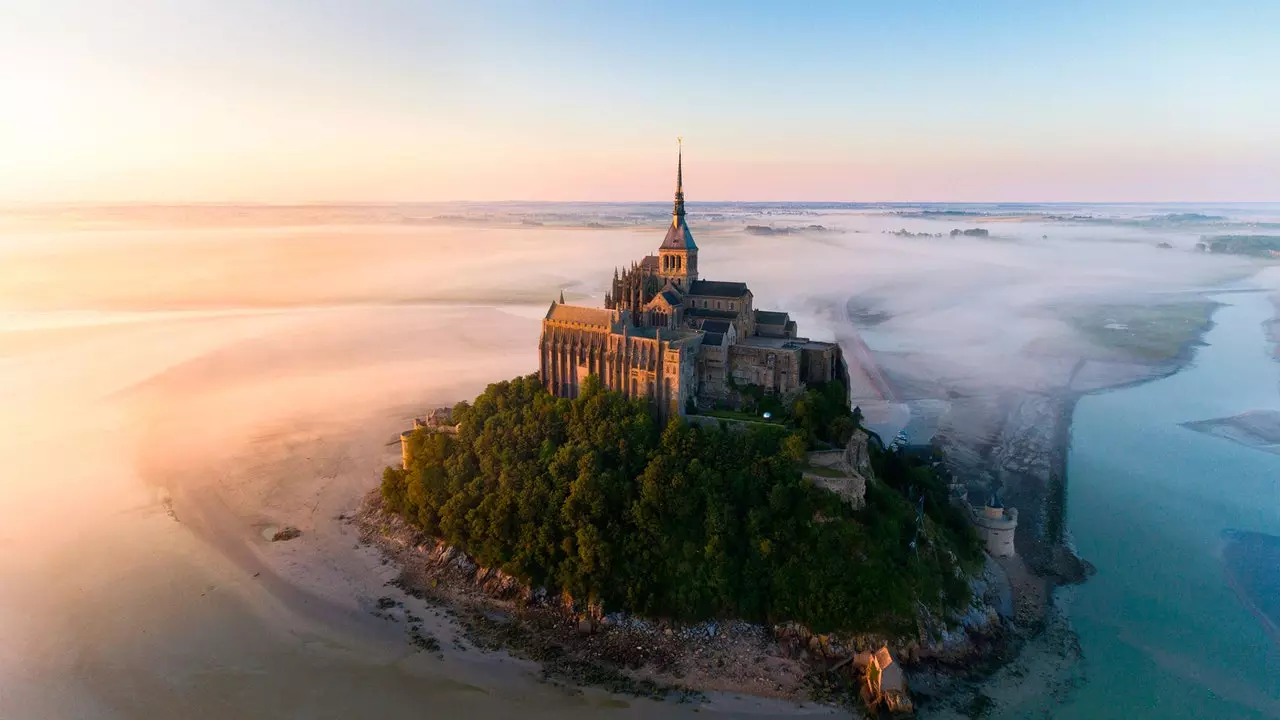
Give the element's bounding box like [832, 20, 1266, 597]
[1066, 300, 1221, 364]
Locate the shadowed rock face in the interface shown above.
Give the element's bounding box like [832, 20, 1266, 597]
[1221, 529, 1280, 645]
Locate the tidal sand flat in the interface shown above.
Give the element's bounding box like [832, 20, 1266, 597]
[1184, 410, 1280, 455]
[0, 204, 1270, 718]
[1221, 530, 1280, 646]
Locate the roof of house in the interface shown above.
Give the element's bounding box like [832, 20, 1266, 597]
[689, 279, 749, 298]
[545, 303, 615, 328]
[801, 340, 838, 351]
[755, 310, 790, 325]
[737, 335, 807, 350]
[644, 293, 676, 311]
[698, 319, 732, 334]
[702, 331, 724, 346]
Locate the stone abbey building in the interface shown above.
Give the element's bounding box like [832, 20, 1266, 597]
[539, 148, 849, 419]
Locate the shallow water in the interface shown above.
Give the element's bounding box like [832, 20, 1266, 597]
[1062, 284, 1280, 719]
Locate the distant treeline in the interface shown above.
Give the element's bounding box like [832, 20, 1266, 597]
[381, 376, 981, 633]
[884, 227, 990, 238]
[1197, 235, 1280, 258]
[744, 224, 829, 235]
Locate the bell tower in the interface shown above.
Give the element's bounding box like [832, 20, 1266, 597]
[658, 137, 698, 290]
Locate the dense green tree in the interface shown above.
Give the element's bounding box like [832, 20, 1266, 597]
[382, 374, 981, 633]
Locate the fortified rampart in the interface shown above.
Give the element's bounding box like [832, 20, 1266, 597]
[399, 407, 458, 470]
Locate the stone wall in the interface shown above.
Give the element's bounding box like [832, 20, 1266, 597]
[727, 344, 802, 396]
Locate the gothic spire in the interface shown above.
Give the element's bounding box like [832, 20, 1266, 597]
[559, 289, 565, 304]
[672, 136, 685, 224]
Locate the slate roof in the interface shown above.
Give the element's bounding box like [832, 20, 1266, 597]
[639, 255, 660, 271]
[698, 319, 732, 334]
[660, 218, 697, 251]
[755, 310, 790, 325]
[701, 332, 724, 346]
[688, 280, 749, 298]
[545, 303, 615, 327]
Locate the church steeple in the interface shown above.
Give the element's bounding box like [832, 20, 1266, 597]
[672, 137, 685, 225]
[658, 137, 697, 289]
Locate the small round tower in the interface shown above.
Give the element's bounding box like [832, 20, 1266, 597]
[972, 494, 1018, 558]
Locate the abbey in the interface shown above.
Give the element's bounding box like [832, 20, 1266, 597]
[539, 148, 849, 419]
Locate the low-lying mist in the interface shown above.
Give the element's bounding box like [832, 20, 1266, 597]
[3, 202, 1270, 394]
[1, 202, 1277, 719]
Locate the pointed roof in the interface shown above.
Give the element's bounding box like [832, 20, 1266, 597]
[660, 140, 697, 251]
[545, 303, 616, 328]
[644, 291, 681, 312]
[673, 139, 685, 219]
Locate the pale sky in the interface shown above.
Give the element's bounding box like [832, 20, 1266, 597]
[1, 0, 1277, 203]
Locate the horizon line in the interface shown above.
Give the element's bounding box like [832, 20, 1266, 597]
[3, 199, 1277, 207]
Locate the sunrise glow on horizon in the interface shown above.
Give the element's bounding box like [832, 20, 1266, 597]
[1, 0, 1277, 204]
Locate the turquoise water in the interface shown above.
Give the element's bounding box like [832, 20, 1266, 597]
[1062, 289, 1280, 719]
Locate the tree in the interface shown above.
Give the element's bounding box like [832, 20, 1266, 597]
[782, 432, 808, 463]
[384, 374, 979, 634]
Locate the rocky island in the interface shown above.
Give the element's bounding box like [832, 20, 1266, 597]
[359, 150, 1016, 715]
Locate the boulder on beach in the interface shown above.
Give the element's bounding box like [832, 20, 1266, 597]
[271, 526, 302, 542]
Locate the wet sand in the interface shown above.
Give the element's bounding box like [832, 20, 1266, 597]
[1, 206, 1259, 718]
[0, 303, 834, 719]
